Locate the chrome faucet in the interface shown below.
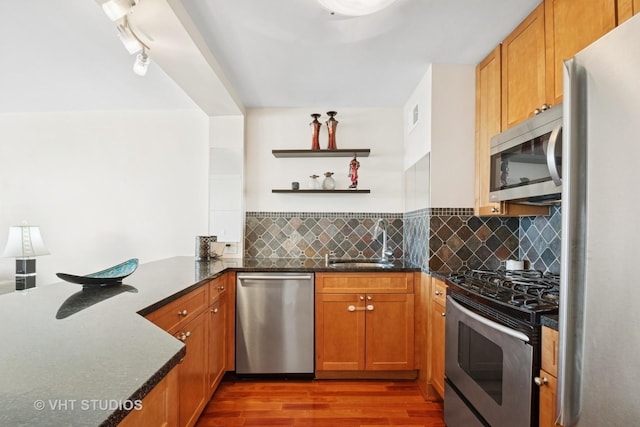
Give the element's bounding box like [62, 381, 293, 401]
[373, 218, 393, 261]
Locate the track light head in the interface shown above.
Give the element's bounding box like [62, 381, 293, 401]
[102, 0, 137, 21]
[133, 50, 150, 76]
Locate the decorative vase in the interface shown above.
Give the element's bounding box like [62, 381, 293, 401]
[322, 172, 335, 190]
[348, 155, 360, 189]
[308, 174, 321, 189]
[326, 111, 338, 150]
[310, 113, 321, 150]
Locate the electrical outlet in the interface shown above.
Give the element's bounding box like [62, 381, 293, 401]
[224, 243, 238, 255]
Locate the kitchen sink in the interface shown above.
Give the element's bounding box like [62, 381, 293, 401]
[328, 259, 394, 269]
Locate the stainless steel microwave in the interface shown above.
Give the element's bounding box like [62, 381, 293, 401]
[489, 104, 562, 205]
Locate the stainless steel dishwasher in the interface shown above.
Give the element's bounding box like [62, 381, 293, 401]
[235, 272, 314, 375]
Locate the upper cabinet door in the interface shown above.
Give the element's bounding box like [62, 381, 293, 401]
[617, 0, 640, 24]
[545, 0, 616, 106]
[475, 45, 503, 215]
[501, 3, 546, 130]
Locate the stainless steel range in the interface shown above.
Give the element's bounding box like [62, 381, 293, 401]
[444, 270, 559, 427]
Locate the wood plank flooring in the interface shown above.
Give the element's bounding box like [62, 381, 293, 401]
[195, 379, 445, 427]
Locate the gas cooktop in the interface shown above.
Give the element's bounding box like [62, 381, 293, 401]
[447, 269, 560, 314]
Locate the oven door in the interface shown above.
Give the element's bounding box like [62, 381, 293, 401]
[445, 295, 534, 427]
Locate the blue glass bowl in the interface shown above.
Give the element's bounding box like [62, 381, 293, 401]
[56, 258, 139, 286]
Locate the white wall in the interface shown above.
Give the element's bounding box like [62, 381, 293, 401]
[209, 115, 244, 257]
[403, 64, 476, 209]
[403, 66, 432, 171]
[0, 110, 209, 287]
[244, 108, 405, 213]
[430, 64, 476, 208]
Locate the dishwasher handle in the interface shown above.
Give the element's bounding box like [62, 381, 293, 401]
[237, 274, 313, 281]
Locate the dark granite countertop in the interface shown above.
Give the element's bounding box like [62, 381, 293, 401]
[541, 313, 559, 330]
[0, 256, 419, 426]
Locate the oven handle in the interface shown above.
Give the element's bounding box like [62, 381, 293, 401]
[447, 296, 530, 343]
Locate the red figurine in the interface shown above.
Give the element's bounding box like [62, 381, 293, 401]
[348, 155, 360, 189]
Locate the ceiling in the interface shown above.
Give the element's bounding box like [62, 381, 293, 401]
[180, 0, 541, 108]
[1, 0, 541, 114]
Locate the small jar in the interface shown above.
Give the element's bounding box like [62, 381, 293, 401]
[308, 174, 321, 189]
[322, 172, 335, 190]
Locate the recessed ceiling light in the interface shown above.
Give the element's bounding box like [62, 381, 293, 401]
[317, 0, 397, 16]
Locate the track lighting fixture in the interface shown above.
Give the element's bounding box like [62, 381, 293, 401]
[102, 0, 137, 21]
[133, 49, 150, 76]
[100, 1, 151, 76]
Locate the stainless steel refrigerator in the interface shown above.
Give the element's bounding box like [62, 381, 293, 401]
[559, 13, 640, 427]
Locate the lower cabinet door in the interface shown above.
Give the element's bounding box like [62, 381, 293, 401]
[207, 295, 226, 395]
[315, 293, 365, 371]
[538, 369, 558, 427]
[176, 311, 207, 427]
[365, 293, 415, 370]
[118, 367, 178, 427]
[430, 300, 446, 398]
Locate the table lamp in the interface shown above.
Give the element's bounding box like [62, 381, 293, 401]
[3, 224, 49, 290]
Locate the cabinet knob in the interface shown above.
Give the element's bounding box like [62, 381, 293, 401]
[366, 305, 374, 311]
[218, 286, 225, 291]
[367, 295, 373, 301]
[491, 207, 499, 213]
[534, 376, 548, 386]
[441, 312, 446, 317]
[541, 103, 550, 111]
[211, 308, 219, 314]
[435, 290, 443, 296]
[359, 296, 365, 301]
[179, 331, 191, 342]
[348, 305, 356, 312]
[178, 309, 188, 317]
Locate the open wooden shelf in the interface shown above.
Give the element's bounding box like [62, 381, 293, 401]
[272, 189, 371, 194]
[272, 149, 370, 158]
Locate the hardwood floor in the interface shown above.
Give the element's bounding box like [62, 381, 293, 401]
[195, 378, 445, 427]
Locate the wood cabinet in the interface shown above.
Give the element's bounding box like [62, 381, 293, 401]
[315, 272, 415, 377]
[144, 272, 231, 427]
[538, 325, 562, 427]
[618, 0, 640, 23]
[545, 0, 616, 106]
[501, 2, 547, 130]
[428, 278, 447, 399]
[207, 287, 226, 395]
[175, 311, 208, 427]
[118, 367, 178, 427]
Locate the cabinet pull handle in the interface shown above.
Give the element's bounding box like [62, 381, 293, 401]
[178, 309, 188, 317]
[348, 305, 367, 311]
[348, 305, 356, 312]
[534, 376, 548, 387]
[367, 305, 374, 311]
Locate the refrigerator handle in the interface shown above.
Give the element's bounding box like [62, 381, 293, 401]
[557, 57, 587, 427]
[546, 124, 562, 186]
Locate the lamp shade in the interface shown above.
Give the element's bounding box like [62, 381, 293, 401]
[317, 0, 397, 16]
[3, 226, 49, 258]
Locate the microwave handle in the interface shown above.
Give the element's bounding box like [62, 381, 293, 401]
[547, 124, 563, 186]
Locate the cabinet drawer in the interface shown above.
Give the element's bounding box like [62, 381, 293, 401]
[432, 278, 447, 306]
[146, 285, 208, 333]
[541, 326, 559, 376]
[208, 275, 227, 304]
[316, 272, 414, 294]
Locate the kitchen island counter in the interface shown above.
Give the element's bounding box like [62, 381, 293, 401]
[0, 256, 418, 426]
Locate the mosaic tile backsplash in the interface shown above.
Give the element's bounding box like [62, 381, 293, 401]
[244, 212, 403, 259]
[245, 205, 561, 274]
